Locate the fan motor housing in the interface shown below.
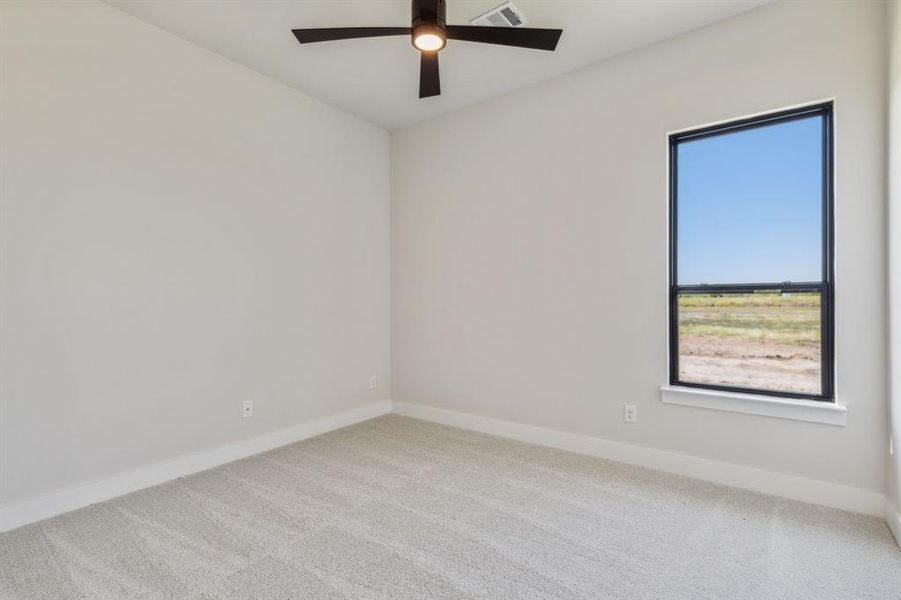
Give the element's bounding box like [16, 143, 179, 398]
[412, 0, 446, 28]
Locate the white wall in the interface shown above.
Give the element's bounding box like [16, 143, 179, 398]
[392, 0, 887, 494]
[888, 0, 901, 522]
[0, 0, 390, 505]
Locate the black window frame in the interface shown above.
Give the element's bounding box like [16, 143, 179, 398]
[668, 102, 835, 402]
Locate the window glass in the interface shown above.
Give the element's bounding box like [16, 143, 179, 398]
[676, 116, 823, 285]
[677, 291, 821, 395]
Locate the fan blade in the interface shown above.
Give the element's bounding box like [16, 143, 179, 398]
[292, 27, 410, 44]
[445, 26, 562, 51]
[419, 52, 440, 98]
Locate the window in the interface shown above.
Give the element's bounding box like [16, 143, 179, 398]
[669, 103, 834, 401]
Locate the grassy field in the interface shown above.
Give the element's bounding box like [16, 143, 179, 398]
[677, 292, 821, 393]
[678, 292, 820, 346]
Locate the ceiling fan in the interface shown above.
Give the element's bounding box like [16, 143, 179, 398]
[292, 0, 563, 99]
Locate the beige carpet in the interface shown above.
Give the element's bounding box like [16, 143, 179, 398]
[1, 414, 899, 599]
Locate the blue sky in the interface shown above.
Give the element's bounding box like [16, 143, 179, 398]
[676, 115, 823, 285]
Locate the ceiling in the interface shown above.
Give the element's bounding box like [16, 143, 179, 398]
[105, 0, 772, 130]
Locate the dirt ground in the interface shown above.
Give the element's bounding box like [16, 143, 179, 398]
[678, 333, 821, 394]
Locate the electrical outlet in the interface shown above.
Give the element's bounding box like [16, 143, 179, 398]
[369, 375, 378, 389]
[624, 404, 637, 424]
[243, 399, 254, 418]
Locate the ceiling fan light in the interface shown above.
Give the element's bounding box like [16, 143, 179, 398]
[412, 22, 446, 51]
[414, 32, 444, 51]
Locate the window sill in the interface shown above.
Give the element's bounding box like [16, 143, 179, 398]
[660, 385, 847, 426]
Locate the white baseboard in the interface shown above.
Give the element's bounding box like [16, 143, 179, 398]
[0, 401, 391, 533]
[887, 500, 901, 548]
[392, 401, 886, 517]
[2, 399, 890, 534]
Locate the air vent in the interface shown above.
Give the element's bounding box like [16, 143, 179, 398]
[469, 2, 528, 28]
